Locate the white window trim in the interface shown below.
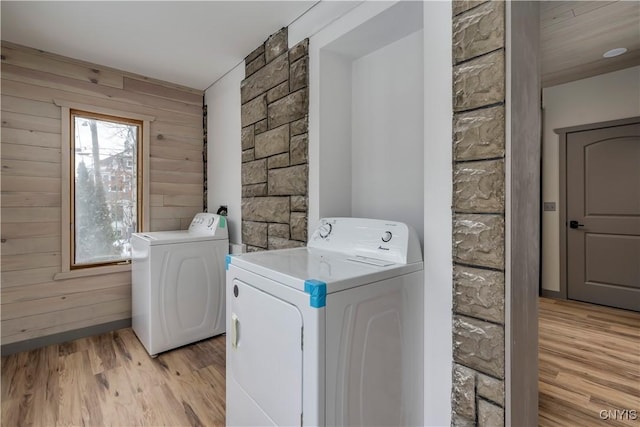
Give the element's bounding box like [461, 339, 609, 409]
[54, 99, 154, 280]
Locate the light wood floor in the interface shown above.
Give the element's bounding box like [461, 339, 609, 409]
[2, 299, 638, 426]
[539, 297, 640, 427]
[1, 328, 226, 427]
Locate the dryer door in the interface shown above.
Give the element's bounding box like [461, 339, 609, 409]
[228, 279, 303, 426]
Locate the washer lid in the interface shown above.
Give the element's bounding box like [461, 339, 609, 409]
[229, 247, 422, 294]
[132, 230, 228, 245]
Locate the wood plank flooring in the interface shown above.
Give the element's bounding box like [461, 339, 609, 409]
[1, 328, 226, 426]
[2, 298, 638, 426]
[539, 297, 640, 427]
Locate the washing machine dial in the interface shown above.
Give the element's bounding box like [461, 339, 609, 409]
[319, 223, 333, 239]
[381, 231, 393, 243]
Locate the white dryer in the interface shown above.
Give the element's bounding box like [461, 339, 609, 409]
[226, 217, 424, 426]
[132, 213, 228, 356]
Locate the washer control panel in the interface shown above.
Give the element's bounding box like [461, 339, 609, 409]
[308, 217, 422, 265]
[188, 213, 227, 236]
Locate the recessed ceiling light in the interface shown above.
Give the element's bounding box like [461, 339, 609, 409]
[603, 48, 627, 58]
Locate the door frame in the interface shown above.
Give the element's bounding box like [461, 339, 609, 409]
[555, 115, 640, 300]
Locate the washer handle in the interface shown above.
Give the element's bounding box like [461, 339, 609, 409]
[231, 313, 239, 349]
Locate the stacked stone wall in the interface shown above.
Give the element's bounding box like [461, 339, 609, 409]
[451, 1, 507, 426]
[240, 28, 309, 251]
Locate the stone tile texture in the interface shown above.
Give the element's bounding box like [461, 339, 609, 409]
[255, 119, 268, 134]
[453, 0, 488, 16]
[268, 89, 308, 129]
[241, 149, 255, 163]
[290, 116, 308, 136]
[268, 153, 290, 169]
[267, 81, 290, 103]
[242, 197, 290, 223]
[241, 29, 309, 260]
[453, 159, 505, 213]
[290, 57, 308, 92]
[241, 94, 267, 126]
[290, 133, 308, 165]
[477, 374, 505, 406]
[454, 50, 504, 112]
[265, 28, 288, 63]
[268, 223, 290, 240]
[290, 212, 307, 242]
[245, 44, 265, 64]
[242, 221, 267, 248]
[453, 214, 505, 270]
[451, 2, 506, 422]
[241, 53, 289, 104]
[453, 315, 505, 378]
[268, 165, 308, 196]
[478, 399, 504, 427]
[454, 105, 505, 161]
[452, 363, 476, 420]
[454, 265, 505, 324]
[241, 159, 267, 185]
[241, 125, 255, 150]
[289, 39, 308, 63]
[290, 196, 308, 212]
[268, 236, 305, 250]
[254, 124, 289, 159]
[452, 414, 476, 427]
[245, 54, 266, 77]
[453, 1, 504, 64]
[242, 183, 267, 198]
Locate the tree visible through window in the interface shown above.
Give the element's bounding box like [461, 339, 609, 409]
[71, 110, 142, 267]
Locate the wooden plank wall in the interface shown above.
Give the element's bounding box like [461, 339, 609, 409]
[1, 42, 204, 346]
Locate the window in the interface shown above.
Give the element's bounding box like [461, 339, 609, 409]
[55, 100, 153, 278]
[71, 110, 142, 267]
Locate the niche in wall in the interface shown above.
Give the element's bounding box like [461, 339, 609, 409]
[317, 1, 425, 244]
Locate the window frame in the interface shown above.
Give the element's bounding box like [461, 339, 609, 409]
[70, 109, 142, 269]
[55, 100, 154, 280]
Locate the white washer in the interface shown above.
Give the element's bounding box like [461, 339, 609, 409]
[132, 212, 228, 356]
[226, 217, 424, 426]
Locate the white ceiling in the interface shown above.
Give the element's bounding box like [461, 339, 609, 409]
[2, 1, 639, 91]
[1, 1, 317, 91]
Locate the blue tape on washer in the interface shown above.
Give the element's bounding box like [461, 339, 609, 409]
[304, 279, 327, 308]
[225, 254, 232, 271]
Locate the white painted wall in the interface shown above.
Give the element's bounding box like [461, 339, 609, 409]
[308, 1, 400, 231]
[541, 66, 640, 292]
[206, 63, 244, 245]
[422, 2, 453, 424]
[351, 30, 424, 241]
[318, 50, 353, 219]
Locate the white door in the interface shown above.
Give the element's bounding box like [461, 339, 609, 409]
[228, 279, 303, 426]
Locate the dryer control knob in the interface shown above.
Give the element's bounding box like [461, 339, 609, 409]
[319, 223, 333, 239]
[381, 231, 393, 243]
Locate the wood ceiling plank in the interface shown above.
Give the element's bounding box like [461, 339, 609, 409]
[540, 0, 640, 86]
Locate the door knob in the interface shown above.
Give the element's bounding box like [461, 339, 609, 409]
[569, 220, 584, 229]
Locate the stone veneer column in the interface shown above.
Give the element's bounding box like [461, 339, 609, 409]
[240, 28, 309, 251]
[451, 1, 506, 426]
